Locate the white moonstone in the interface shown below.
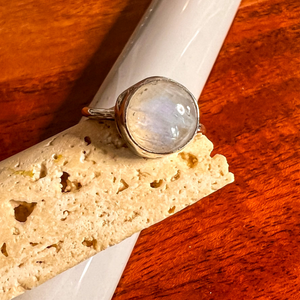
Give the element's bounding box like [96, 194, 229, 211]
[126, 80, 198, 154]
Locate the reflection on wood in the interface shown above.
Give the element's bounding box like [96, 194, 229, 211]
[0, 0, 151, 161]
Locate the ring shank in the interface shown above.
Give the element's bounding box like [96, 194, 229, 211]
[82, 107, 115, 119]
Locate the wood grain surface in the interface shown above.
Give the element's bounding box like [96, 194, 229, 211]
[1, 0, 300, 299]
[0, 0, 152, 161]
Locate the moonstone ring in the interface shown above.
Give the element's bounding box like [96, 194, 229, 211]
[82, 76, 201, 158]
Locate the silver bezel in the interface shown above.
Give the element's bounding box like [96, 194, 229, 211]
[115, 76, 200, 158]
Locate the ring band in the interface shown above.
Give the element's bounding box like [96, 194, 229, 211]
[82, 107, 115, 119]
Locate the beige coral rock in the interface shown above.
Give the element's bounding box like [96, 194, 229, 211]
[0, 119, 234, 300]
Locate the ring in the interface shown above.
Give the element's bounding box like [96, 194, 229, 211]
[82, 76, 201, 158]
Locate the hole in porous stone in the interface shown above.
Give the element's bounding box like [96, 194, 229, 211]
[124, 211, 140, 222]
[137, 169, 150, 180]
[30, 242, 38, 246]
[61, 210, 70, 221]
[117, 179, 129, 194]
[36, 261, 44, 264]
[11, 201, 37, 222]
[150, 179, 163, 188]
[179, 152, 198, 168]
[1, 243, 8, 257]
[72, 181, 82, 191]
[168, 206, 176, 214]
[39, 163, 47, 179]
[82, 238, 97, 250]
[84, 136, 91, 145]
[94, 172, 101, 178]
[60, 172, 70, 192]
[47, 241, 63, 253]
[12, 227, 20, 235]
[171, 170, 181, 182]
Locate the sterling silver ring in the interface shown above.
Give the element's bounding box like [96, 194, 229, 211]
[82, 76, 202, 158]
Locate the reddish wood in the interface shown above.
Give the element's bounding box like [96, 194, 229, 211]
[0, 0, 152, 161]
[1, 0, 300, 299]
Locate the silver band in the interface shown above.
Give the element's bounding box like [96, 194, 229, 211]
[82, 107, 115, 120]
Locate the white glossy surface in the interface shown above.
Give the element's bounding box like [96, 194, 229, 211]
[15, 0, 240, 299]
[15, 234, 139, 300]
[91, 0, 241, 108]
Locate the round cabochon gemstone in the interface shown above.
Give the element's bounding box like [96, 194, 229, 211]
[126, 79, 199, 154]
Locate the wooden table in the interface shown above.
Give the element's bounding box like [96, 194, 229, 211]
[1, 0, 300, 299]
